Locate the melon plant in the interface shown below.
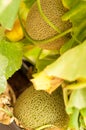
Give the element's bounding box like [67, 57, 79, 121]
[0, 0, 86, 130]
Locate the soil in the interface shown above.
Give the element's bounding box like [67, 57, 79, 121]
[0, 121, 24, 130]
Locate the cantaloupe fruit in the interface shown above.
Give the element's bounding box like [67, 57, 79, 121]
[25, 0, 71, 50]
[14, 86, 69, 130]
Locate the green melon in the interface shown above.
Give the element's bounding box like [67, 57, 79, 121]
[14, 86, 69, 129]
[26, 0, 71, 50]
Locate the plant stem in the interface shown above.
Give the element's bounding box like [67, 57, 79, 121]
[37, 0, 61, 33]
[18, 13, 72, 45]
[35, 124, 55, 130]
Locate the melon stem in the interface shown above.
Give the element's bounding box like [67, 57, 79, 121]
[37, 0, 61, 33]
[18, 15, 72, 45]
[35, 124, 55, 130]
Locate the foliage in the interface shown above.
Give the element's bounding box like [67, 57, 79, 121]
[0, 40, 23, 79]
[0, 0, 21, 29]
[0, 0, 86, 129]
[24, 0, 36, 9]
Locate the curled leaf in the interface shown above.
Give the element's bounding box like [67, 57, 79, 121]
[31, 71, 63, 93]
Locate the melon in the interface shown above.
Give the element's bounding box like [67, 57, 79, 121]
[14, 86, 69, 129]
[26, 0, 71, 50]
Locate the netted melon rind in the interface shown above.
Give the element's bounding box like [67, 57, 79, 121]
[14, 86, 69, 129]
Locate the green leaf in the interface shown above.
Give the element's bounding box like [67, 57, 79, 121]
[60, 38, 76, 54]
[36, 59, 55, 72]
[67, 88, 86, 109]
[31, 41, 86, 92]
[79, 115, 86, 130]
[68, 108, 79, 130]
[45, 40, 86, 81]
[81, 108, 86, 125]
[19, 1, 29, 21]
[0, 40, 23, 79]
[0, 0, 21, 29]
[24, 45, 41, 64]
[60, 19, 86, 54]
[36, 50, 58, 72]
[0, 26, 5, 40]
[61, 1, 86, 55]
[24, 0, 36, 9]
[0, 54, 8, 94]
[62, 1, 86, 21]
[66, 88, 86, 129]
[62, 0, 79, 9]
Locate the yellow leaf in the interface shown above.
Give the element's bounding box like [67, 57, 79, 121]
[31, 71, 63, 94]
[5, 19, 24, 42]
